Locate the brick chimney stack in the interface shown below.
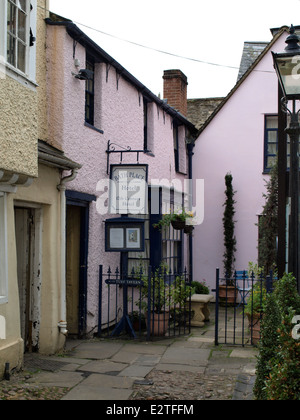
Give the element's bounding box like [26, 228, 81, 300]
[163, 70, 188, 117]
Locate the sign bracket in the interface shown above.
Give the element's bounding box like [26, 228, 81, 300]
[106, 140, 149, 174]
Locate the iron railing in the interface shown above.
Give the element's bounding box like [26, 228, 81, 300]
[215, 268, 274, 347]
[97, 265, 192, 340]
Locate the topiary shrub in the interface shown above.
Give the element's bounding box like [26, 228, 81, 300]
[254, 273, 300, 400]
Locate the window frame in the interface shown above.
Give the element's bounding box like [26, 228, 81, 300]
[0, 193, 8, 305]
[85, 57, 95, 126]
[264, 114, 279, 173]
[0, 0, 37, 85]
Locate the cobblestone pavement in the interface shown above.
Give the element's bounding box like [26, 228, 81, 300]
[130, 369, 236, 400]
[0, 306, 257, 401]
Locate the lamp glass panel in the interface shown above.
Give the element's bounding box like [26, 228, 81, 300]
[276, 55, 300, 96]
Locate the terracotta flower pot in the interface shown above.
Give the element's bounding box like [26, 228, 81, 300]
[247, 313, 262, 345]
[219, 285, 238, 304]
[146, 312, 169, 336]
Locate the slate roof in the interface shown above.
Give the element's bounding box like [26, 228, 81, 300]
[237, 41, 269, 81]
[195, 26, 289, 137]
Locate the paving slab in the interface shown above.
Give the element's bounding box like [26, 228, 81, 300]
[230, 349, 258, 359]
[77, 360, 129, 375]
[118, 365, 154, 379]
[120, 343, 167, 355]
[71, 342, 124, 360]
[160, 347, 210, 366]
[28, 371, 84, 388]
[79, 373, 134, 389]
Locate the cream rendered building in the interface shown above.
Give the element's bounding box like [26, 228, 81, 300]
[0, 0, 80, 377]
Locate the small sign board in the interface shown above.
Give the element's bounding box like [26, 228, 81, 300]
[109, 164, 148, 214]
[105, 217, 145, 252]
[105, 279, 144, 287]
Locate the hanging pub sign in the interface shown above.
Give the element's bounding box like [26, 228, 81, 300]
[105, 217, 145, 252]
[109, 164, 148, 214]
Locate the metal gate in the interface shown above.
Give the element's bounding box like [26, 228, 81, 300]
[97, 265, 192, 340]
[214, 268, 274, 347]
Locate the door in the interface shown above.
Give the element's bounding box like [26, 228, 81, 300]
[15, 207, 41, 352]
[66, 204, 89, 337]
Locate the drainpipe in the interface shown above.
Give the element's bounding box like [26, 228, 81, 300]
[187, 141, 195, 283]
[57, 169, 79, 336]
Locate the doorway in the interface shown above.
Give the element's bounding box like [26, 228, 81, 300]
[15, 206, 42, 352]
[66, 202, 89, 337]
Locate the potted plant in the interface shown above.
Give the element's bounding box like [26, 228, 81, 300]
[191, 280, 210, 295]
[219, 173, 238, 304]
[244, 282, 267, 345]
[138, 265, 173, 336]
[190, 280, 213, 327]
[153, 210, 194, 232]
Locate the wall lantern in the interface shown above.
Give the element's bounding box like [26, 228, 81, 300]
[272, 25, 300, 100]
[272, 25, 300, 292]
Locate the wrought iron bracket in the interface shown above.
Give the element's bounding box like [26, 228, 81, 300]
[106, 140, 149, 174]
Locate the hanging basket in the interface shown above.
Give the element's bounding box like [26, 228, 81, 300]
[171, 219, 186, 230]
[184, 225, 194, 235]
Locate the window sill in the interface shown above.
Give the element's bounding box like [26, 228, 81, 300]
[84, 122, 104, 135]
[3, 63, 37, 91]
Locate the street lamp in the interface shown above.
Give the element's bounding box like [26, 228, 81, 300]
[272, 25, 300, 292]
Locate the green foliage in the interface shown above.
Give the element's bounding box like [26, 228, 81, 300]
[244, 282, 267, 317]
[138, 265, 193, 314]
[257, 161, 278, 273]
[223, 173, 237, 279]
[191, 280, 210, 295]
[153, 210, 194, 231]
[254, 273, 300, 400]
[253, 293, 281, 400]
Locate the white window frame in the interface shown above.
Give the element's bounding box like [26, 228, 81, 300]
[0, 193, 8, 304]
[0, 0, 37, 86]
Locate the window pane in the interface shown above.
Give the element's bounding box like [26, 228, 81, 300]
[267, 131, 277, 143]
[17, 40, 26, 72]
[19, 0, 27, 11]
[7, 34, 15, 66]
[7, 1, 16, 35]
[268, 156, 277, 169]
[18, 9, 26, 42]
[268, 142, 277, 155]
[266, 116, 278, 129]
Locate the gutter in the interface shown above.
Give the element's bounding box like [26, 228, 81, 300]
[45, 15, 197, 135]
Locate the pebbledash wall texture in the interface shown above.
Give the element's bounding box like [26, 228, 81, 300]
[46, 18, 194, 335]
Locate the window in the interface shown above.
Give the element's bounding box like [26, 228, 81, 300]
[264, 115, 278, 172]
[0, 0, 36, 81]
[143, 98, 148, 151]
[7, 0, 28, 73]
[173, 123, 179, 172]
[0, 193, 8, 304]
[85, 58, 95, 126]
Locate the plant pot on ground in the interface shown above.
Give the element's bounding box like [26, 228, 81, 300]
[244, 282, 267, 345]
[219, 283, 238, 305]
[146, 312, 169, 336]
